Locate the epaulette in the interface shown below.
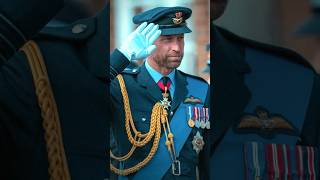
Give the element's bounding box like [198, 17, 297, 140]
[178, 70, 208, 84]
[122, 67, 140, 75]
[216, 26, 314, 70]
[0, 0, 63, 60]
[35, 16, 96, 41]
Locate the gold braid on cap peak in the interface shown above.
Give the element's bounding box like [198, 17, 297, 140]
[110, 74, 174, 176]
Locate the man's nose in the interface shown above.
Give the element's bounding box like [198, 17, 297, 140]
[171, 40, 181, 53]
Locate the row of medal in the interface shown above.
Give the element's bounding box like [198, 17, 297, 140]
[186, 106, 210, 129]
[186, 106, 210, 154]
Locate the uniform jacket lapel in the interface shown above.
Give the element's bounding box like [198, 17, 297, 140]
[209, 25, 251, 153]
[137, 63, 163, 102]
[171, 70, 188, 112]
[136, 64, 188, 110]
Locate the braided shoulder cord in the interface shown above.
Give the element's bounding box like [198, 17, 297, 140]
[110, 74, 166, 176]
[21, 41, 71, 180]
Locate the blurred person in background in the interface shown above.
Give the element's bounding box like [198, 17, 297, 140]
[0, 0, 133, 179]
[206, 0, 320, 179]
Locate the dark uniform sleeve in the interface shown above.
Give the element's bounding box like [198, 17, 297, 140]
[110, 49, 130, 79]
[0, 105, 20, 180]
[299, 73, 320, 146]
[0, 50, 42, 179]
[0, 0, 64, 62]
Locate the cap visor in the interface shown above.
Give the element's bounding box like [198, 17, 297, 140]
[160, 26, 192, 35]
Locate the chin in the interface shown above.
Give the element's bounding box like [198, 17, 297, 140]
[169, 62, 181, 69]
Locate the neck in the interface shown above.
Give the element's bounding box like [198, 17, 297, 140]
[147, 59, 174, 76]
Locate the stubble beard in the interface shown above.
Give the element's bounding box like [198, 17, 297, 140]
[154, 53, 183, 70]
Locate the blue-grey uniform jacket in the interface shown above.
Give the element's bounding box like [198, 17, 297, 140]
[110, 60, 210, 179]
[205, 25, 320, 180]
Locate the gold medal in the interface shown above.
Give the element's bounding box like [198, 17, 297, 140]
[188, 119, 195, 128]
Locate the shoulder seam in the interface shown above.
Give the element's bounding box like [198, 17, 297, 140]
[179, 70, 207, 83]
[36, 17, 96, 41]
[216, 26, 314, 71]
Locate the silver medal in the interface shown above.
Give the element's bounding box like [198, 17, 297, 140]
[192, 131, 205, 154]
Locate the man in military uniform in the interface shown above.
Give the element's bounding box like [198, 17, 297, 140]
[208, 0, 320, 179]
[110, 7, 210, 180]
[0, 1, 158, 179]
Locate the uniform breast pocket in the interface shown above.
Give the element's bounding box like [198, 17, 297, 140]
[132, 110, 152, 134]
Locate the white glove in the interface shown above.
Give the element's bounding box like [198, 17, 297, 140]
[118, 22, 161, 61]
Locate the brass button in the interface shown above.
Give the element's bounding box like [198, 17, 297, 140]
[72, 24, 87, 34]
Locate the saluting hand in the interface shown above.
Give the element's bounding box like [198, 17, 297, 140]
[118, 22, 161, 61]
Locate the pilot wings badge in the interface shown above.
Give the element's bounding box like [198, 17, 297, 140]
[184, 96, 202, 104]
[235, 106, 298, 138]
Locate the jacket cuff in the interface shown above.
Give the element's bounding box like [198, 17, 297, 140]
[110, 48, 130, 79]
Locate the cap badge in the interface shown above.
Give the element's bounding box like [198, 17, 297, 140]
[172, 12, 183, 25]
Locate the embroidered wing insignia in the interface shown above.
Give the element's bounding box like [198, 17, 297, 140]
[236, 106, 298, 138]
